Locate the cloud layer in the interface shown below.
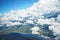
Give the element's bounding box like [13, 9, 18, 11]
[0, 0, 60, 39]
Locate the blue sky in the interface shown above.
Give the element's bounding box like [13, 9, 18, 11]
[0, 0, 38, 14]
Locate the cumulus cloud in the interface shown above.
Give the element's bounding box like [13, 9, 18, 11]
[49, 22, 60, 35]
[37, 18, 55, 25]
[48, 15, 60, 36]
[38, 0, 60, 14]
[30, 26, 40, 34]
[1, 0, 60, 22]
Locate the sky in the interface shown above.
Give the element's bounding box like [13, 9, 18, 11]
[0, 0, 38, 14]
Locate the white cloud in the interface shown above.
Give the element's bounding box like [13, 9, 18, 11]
[39, 0, 60, 13]
[26, 0, 60, 17]
[48, 15, 60, 35]
[25, 20, 34, 24]
[30, 27, 40, 34]
[49, 26, 54, 30]
[49, 22, 60, 35]
[6, 22, 22, 26]
[37, 18, 55, 25]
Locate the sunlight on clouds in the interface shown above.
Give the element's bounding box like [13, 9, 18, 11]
[38, 0, 60, 14]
